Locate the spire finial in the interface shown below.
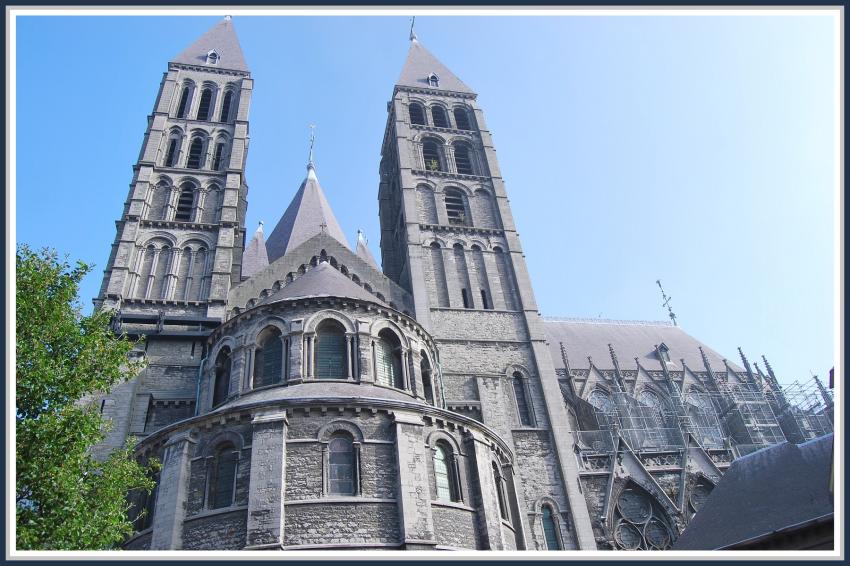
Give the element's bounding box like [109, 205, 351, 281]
[224, 15, 231, 21]
[357, 229, 367, 244]
[307, 124, 316, 168]
[257, 220, 264, 233]
[656, 279, 678, 326]
[409, 16, 418, 42]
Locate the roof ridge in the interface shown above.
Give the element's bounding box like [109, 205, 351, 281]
[543, 316, 674, 327]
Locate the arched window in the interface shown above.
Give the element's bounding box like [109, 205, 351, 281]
[422, 139, 444, 172]
[328, 433, 356, 495]
[212, 347, 231, 408]
[316, 320, 348, 379]
[164, 137, 179, 167]
[196, 88, 213, 121]
[588, 389, 613, 413]
[133, 471, 158, 531]
[453, 107, 472, 130]
[254, 327, 283, 388]
[176, 86, 191, 118]
[492, 462, 509, 520]
[212, 141, 226, 170]
[612, 484, 676, 550]
[208, 444, 237, 509]
[433, 442, 460, 501]
[429, 242, 449, 307]
[513, 372, 534, 427]
[186, 137, 204, 169]
[219, 91, 233, 122]
[375, 329, 403, 389]
[409, 102, 426, 125]
[493, 247, 518, 310]
[175, 183, 195, 221]
[431, 105, 448, 128]
[452, 141, 475, 175]
[206, 50, 219, 65]
[428, 73, 440, 88]
[542, 505, 562, 550]
[444, 188, 468, 226]
[421, 354, 435, 405]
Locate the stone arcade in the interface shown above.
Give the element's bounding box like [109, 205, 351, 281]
[92, 18, 833, 551]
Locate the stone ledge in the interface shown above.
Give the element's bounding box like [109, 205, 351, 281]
[431, 500, 476, 513]
[184, 505, 248, 522]
[285, 497, 397, 506]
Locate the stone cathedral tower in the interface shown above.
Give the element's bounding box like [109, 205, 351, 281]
[94, 17, 253, 455]
[377, 37, 596, 549]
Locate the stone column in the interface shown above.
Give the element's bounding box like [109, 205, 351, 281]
[393, 411, 437, 550]
[164, 249, 181, 300]
[151, 431, 196, 549]
[245, 410, 288, 550]
[288, 320, 304, 384]
[345, 333, 354, 379]
[357, 320, 373, 383]
[144, 249, 161, 299]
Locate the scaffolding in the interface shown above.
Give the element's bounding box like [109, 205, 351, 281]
[770, 377, 834, 443]
[571, 375, 832, 462]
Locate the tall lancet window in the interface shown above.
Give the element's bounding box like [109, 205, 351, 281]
[212, 347, 232, 408]
[409, 102, 426, 125]
[186, 138, 204, 169]
[219, 91, 233, 122]
[176, 86, 191, 118]
[196, 88, 213, 121]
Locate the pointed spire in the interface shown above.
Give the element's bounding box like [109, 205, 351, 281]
[396, 38, 474, 94]
[355, 230, 380, 270]
[265, 161, 348, 264]
[241, 221, 269, 279]
[172, 16, 249, 72]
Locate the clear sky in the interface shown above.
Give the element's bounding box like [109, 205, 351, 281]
[14, 12, 837, 386]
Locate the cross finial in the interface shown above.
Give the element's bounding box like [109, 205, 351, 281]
[656, 279, 678, 326]
[319, 221, 327, 233]
[409, 16, 417, 42]
[308, 124, 316, 167]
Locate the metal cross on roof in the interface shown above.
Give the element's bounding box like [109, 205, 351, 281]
[656, 279, 678, 326]
[319, 221, 327, 233]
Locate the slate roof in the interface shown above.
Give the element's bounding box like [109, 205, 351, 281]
[397, 39, 474, 94]
[241, 222, 269, 279]
[673, 433, 834, 549]
[219, 381, 426, 412]
[261, 261, 386, 306]
[355, 230, 380, 270]
[543, 318, 742, 373]
[265, 165, 348, 264]
[171, 16, 249, 73]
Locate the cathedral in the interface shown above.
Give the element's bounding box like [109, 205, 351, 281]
[93, 17, 833, 551]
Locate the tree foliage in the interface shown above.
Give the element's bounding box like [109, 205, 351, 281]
[16, 245, 158, 550]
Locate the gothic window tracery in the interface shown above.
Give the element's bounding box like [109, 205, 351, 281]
[612, 484, 676, 550]
[513, 372, 534, 427]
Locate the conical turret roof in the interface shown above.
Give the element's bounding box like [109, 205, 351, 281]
[241, 221, 269, 279]
[397, 39, 474, 94]
[355, 230, 380, 270]
[172, 16, 249, 72]
[265, 165, 348, 264]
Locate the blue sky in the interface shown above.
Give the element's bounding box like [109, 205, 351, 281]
[14, 13, 837, 385]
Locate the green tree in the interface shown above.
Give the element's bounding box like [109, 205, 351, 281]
[15, 245, 158, 550]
